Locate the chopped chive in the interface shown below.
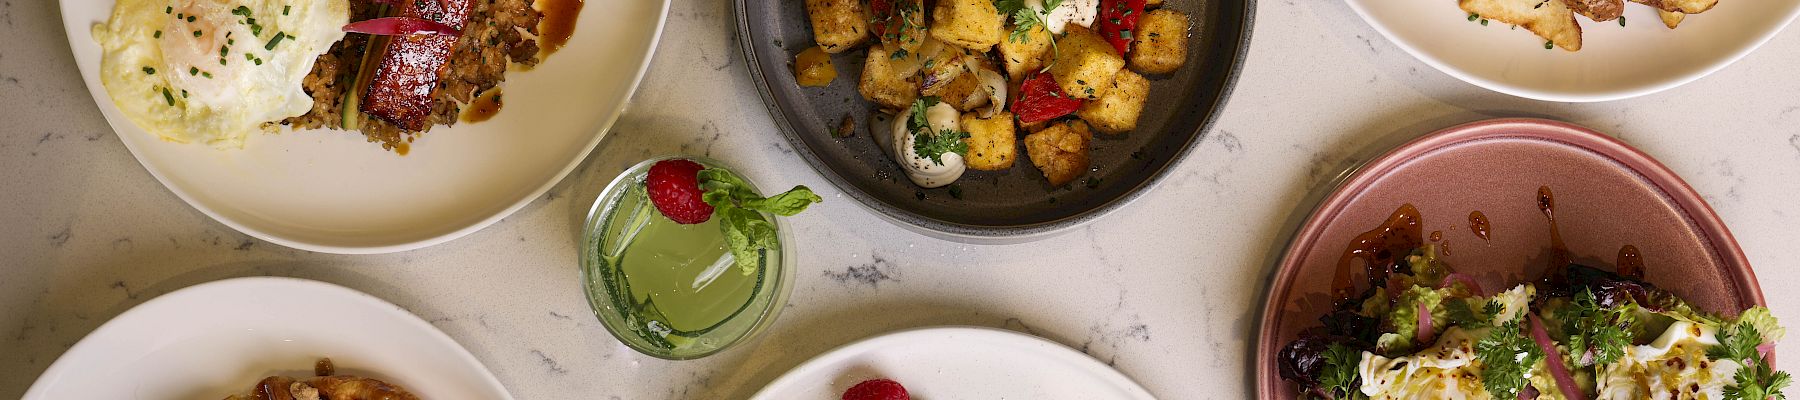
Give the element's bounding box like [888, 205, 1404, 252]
[245, 53, 255, 60]
[153, 30, 162, 38]
[193, 30, 202, 37]
[176, 12, 183, 19]
[189, 67, 199, 75]
[1121, 30, 1133, 40]
[142, 66, 155, 74]
[283, 5, 291, 15]
[219, 45, 228, 57]
[219, 58, 226, 65]
[181, 89, 189, 98]
[165, 6, 172, 13]
[1480, 18, 1488, 26]
[264, 32, 286, 50]
[232, 5, 251, 16]
[1468, 12, 1479, 21]
[1545, 40, 1554, 49]
[187, 15, 195, 22]
[253, 58, 262, 65]
[251, 24, 263, 36]
[161, 87, 174, 106]
[1619, 16, 1626, 26]
[202, 71, 213, 78]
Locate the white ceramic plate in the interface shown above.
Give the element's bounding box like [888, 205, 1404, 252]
[751, 327, 1156, 399]
[1347, 0, 1800, 102]
[60, 0, 669, 253]
[23, 277, 510, 400]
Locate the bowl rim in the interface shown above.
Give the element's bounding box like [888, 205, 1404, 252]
[1251, 117, 1767, 398]
[732, 0, 1258, 242]
[577, 155, 796, 360]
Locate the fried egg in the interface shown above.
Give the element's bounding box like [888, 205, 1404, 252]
[92, 0, 347, 147]
[1595, 321, 1742, 400]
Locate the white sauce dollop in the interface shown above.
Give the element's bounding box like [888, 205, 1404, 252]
[1032, 0, 1098, 35]
[890, 103, 966, 188]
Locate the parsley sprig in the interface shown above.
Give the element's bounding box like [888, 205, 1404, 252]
[907, 97, 969, 165]
[1711, 321, 1792, 400]
[1318, 343, 1370, 400]
[1562, 289, 1633, 366]
[696, 169, 821, 275]
[1475, 318, 1543, 398]
[994, 0, 1065, 71]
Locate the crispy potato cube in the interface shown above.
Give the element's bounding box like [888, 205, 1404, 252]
[1460, 0, 1582, 51]
[1658, 9, 1686, 28]
[859, 46, 921, 110]
[1628, 0, 1715, 14]
[934, 71, 991, 111]
[960, 111, 1017, 170]
[1075, 69, 1150, 134]
[803, 0, 869, 53]
[997, 23, 1053, 80]
[1049, 26, 1126, 100]
[1023, 120, 1093, 187]
[929, 0, 1005, 52]
[1129, 9, 1189, 74]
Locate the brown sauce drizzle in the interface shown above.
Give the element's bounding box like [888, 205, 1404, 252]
[1468, 210, 1491, 241]
[461, 87, 504, 123]
[1617, 244, 1645, 280]
[1333, 203, 1424, 302]
[1539, 186, 1570, 269]
[536, 0, 585, 56]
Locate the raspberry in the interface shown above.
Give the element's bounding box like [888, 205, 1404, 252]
[842, 379, 910, 400]
[644, 159, 714, 224]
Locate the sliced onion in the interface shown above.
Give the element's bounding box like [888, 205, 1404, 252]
[1518, 385, 1540, 400]
[1527, 313, 1587, 400]
[1440, 272, 1484, 296]
[973, 67, 1007, 118]
[343, 17, 460, 36]
[1417, 301, 1436, 346]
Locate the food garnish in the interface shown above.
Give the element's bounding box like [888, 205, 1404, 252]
[645, 159, 820, 274]
[908, 97, 971, 165]
[843, 378, 911, 400]
[646, 159, 716, 225]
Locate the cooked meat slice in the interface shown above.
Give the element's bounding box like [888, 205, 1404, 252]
[360, 0, 473, 131]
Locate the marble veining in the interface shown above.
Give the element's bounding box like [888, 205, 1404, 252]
[4, 0, 1800, 398]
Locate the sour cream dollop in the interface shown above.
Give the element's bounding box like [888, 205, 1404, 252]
[890, 102, 966, 188]
[1032, 0, 1098, 34]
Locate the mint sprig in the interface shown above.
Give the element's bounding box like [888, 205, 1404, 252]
[697, 168, 821, 274]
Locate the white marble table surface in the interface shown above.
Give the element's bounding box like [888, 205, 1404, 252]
[6, 0, 1800, 398]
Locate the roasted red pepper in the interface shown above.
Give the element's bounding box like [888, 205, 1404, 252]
[868, 0, 895, 38]
[1014, 73, 1084, 123]
[1098, 0, 1146, 55]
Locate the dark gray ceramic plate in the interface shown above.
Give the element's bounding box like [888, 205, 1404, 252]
[736, 0, 1253, 242]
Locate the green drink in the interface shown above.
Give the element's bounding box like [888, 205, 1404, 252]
[581, 156, 803, 359]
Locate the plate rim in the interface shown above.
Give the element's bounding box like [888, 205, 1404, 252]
[1343, 0, 1800, 102]
[748, 325, 1157, 399]
[58, 0, 673, 254]
[1250, 117, 1767, 398]
[21, 276, 515, 399]
[733, 0, 1257, 242]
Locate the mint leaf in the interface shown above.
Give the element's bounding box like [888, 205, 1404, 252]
[696, 167, 819, 274]
[740, 186, 822, 216]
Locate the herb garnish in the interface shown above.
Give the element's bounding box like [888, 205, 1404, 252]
[1475, 317, 1543, 398]
[696, 169, 821, 275]
[1318, 343, 1369, 400]
[906, 97, 969, 166]
[1562, 288, 1632, 366]
[1711, 315, 1791, 400]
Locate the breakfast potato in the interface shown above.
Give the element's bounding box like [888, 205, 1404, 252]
[1075, 69, 1150, 135]
[1129, 9, 1189, 75]
[935, 71, 991, 111]
[1658, 9, 1686, 28]
[960, 111, 1017, 170]
[997, 23, 1053, 81]
[1460, 0, 1582, 51]
[859, 46, 922, 110]
[929, 0, 1006, 52]
[1049, 26, 1126, 100]
[1023, 120, 1093, 187]
[803, 0, 870, 53]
